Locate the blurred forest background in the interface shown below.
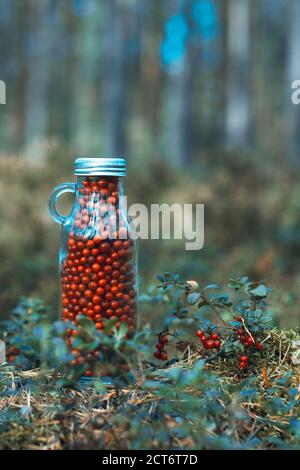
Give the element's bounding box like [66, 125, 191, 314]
[0, 0, 300, 327]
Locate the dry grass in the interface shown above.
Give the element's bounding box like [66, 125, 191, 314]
[0, 329, 299, 450]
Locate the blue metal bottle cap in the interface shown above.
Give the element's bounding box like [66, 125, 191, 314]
[74, 157, 126, 176]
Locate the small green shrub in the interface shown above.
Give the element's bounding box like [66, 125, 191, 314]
[0, 275, 299, 450]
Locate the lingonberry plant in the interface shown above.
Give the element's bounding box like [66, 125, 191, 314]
[0, 279, 299, 450]
[2, 275, 272, 380]
[0, 298, 142, 385]
[153, 274, 272, 371]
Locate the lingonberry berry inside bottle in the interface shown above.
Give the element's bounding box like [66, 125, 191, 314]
[49, 158, 137, 381]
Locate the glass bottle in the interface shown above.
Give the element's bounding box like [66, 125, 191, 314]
[49, 158, 137, 381]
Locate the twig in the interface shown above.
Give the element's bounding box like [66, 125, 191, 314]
[261, 334, 271, 344]
[241, 317, 255, 343]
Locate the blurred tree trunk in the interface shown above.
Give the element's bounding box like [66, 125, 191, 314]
[225, 0, 251, 148]
[139, 1, 163, 151]
[101, 0, 127, 157]
[71, 1, 103, 154]
[165, 53, 193, 166]
[24, 0, 53, 162]
[0, 0, 19, 150]
[287, 0, 300, 166]
[163, 0, 193, 167]
[13, 0, 28, 152]
[48, 2, 73, 144]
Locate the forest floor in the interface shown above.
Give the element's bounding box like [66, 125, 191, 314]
[0, 329, 299, 450]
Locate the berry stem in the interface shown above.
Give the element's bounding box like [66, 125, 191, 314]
[241, 317, 255, 343]
[260, 334, 271, 344]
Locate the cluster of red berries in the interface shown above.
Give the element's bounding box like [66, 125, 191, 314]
[7, 346, 20, 363]
[239, 355, 248, 369]
[74, 177, 126, 236]
[153, 335, 168, 361]
[235, 316, 265, 370]
[235, 316, 264, 350]
[69, 346, 130, 377]
[61, 176, 137, 376]
[196, 330, 221, 350]
[69, 348, 100, 376]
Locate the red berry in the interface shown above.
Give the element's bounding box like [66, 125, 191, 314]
[196, 329, 204, 338]
[240, 362, 247, 369]
[98, 179, 108, 189]
[256, 342, 264, 350]
[206, 340, 214, 349]
[213, 340, 221, 349]
[154, 351, 167, 361]
[84, 289, 93, 299]
[240, 355, 248, 362]
[68, 238, 76, 247]
[246, 337, 255, 346]
[92, 263, 101, 273]
[92, 295, 101, 305]
[113, 240, 122, 250]
[100, 242, 111, 254]
[211, 333, 219, 340]
[93, 235, 102, 244]
[86, 240, 94, 249]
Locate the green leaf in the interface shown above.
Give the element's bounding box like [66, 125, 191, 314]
[103, 318, 119, 334]
[249, 285, 267, 298]
[76, 316, 96, 335]
[203, 284, 220, 290]
[187, 293, 201, 305]
[72, 336, 100, 352]
[51, 337, 70, 363]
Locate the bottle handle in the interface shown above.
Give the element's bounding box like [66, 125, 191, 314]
[48, 182, 76, 225]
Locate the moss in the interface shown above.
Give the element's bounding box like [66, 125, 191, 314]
[0, 328, 299, 450]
